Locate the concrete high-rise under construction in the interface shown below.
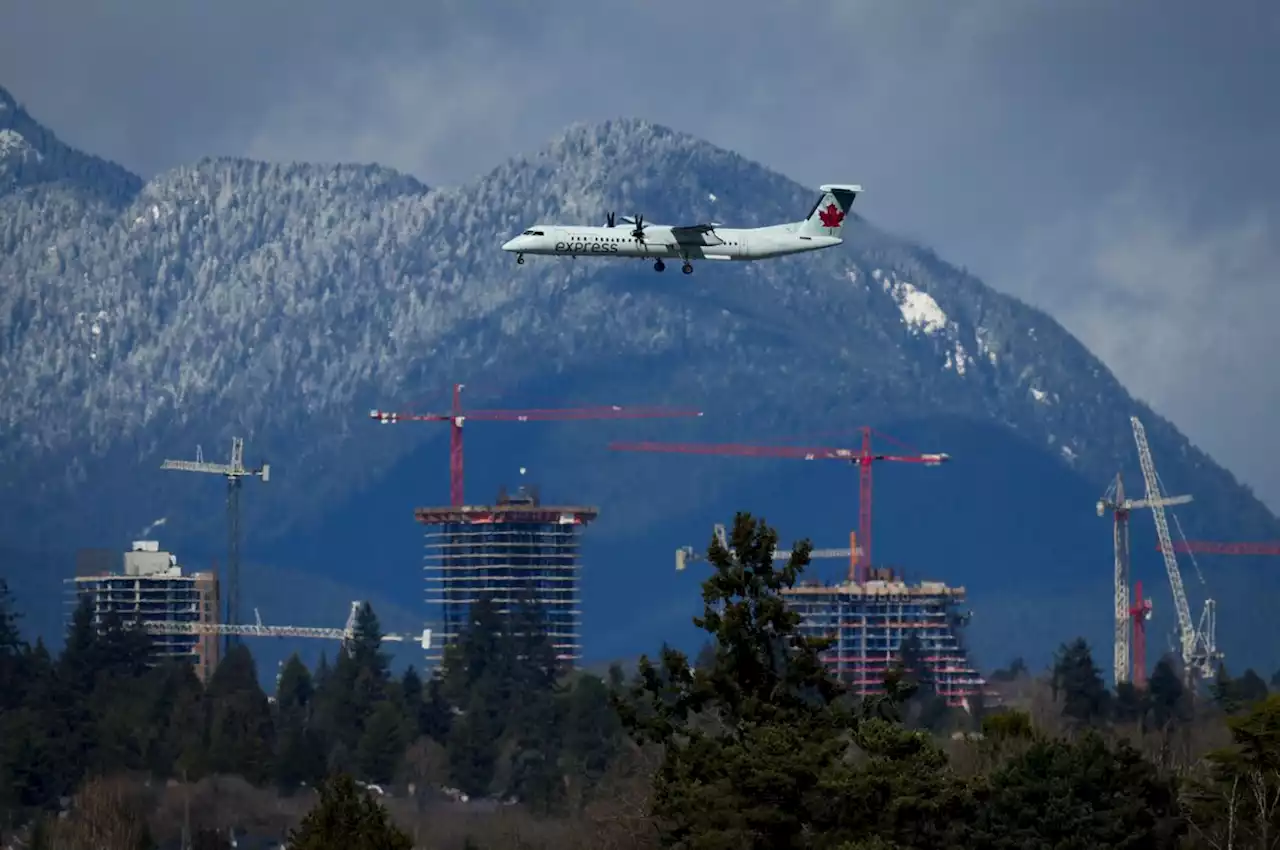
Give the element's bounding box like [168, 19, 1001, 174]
[67, 541, 221, 681]
[782, 567, 986, 707]
[416, 485, 595, 666]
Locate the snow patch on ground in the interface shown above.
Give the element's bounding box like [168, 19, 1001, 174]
[874, 268, 975, 376]
[975, 327, 999, 365]
[0, 129, 40, 162]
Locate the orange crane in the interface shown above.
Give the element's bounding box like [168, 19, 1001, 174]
[610, 426, 948, 583]
[371, 383, 703, 506]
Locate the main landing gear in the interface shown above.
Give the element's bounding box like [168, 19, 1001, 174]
[516, 253, 524, 265]
[653, 259, 694, 274]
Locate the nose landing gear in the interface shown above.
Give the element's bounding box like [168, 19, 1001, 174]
[681, 261, 693, 275]
[516, 253, 525, 265]
[654, 260, 665, 272]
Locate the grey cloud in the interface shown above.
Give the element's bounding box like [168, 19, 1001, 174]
[2, 0, 1277, 508]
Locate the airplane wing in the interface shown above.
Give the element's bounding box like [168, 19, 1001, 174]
[671, 222, 724, 245]
[671, 223, 718, 234]
[620, 217, 719, 234]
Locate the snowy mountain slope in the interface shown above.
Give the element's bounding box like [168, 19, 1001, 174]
[1, 85, 1277, 671]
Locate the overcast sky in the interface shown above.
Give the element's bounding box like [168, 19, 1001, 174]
[3, 0, 1278, 513]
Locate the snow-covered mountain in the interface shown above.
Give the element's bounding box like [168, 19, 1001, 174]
[2, 84, 1276, 674]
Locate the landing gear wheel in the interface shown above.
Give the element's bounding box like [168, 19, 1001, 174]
[516, 254, 524, 265]
[654, 260, 665, 272]
[682, 262, 693, 275]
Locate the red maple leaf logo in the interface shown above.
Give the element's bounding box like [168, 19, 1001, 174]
[818, 203, 845, 229]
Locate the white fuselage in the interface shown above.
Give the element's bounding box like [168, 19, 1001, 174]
[501, 223, 842, 263]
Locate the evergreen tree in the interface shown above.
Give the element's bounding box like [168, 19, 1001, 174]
[893, 634, 952, 733]
[206, 644, 274, 784]
[274, 654, 324, 791]
[1112, 681, 1146, 725]
[616, 512, 855, 848]
[0, 578, 27, 711]
[503, 586, 565, 810]
[1146, 655, 1190, 729]
[561, 674, 624, 804]
[1211, 662, 1239, 714]
[1051, 638, 1110, 726]
[442, 594, 514, 797]
[971, 730, 1185, 847]
[420, 673, 453, 743]
[400, 666, 425, 738]
[1237, 668, 1270, 705]
[286, 772, 412, 850]
[356, 701, 409, 785]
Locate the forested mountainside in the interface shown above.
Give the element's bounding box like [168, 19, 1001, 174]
[1, 82, 1276, 671]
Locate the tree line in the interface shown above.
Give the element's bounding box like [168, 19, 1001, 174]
[3, 511, 1280, 847]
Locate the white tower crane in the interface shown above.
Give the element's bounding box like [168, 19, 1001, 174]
[677, 524, 863, 577]
[1130, 415, 1220, 683]
[141, 600, 431, 656]
[1097, 473, 1191, 686]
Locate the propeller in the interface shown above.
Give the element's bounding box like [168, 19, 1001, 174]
[630, 212, 646, 240]
[605, 211, 616, 228]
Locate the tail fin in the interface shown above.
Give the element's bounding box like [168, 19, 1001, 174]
[797, 184, 861, 238]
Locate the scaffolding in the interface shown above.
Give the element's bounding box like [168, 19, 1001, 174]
[417, 485, 596, 666]
[782, 569, 986, 707]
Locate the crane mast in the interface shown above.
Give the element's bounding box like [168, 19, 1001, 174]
[1097, 473, 1190, 687]
[1130, 415, 1217, 681]
[161, 437, 270, 653]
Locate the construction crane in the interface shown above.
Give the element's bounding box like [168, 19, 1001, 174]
[1096, 473, 1192, 687]
[676, 523, 862, 576]
[1129, 580, 1153, 689]
[161, 437, 270, 653]
[141, 601, 431, 656]
[370, 383, 703, 506]
[1131, 415, 1220, 683]
[611, 426, 948, 583]
[1167, 540, 1280, 556]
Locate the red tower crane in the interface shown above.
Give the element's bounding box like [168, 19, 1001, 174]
[370, 383, 703, 506]
[1129, 580, 1153, 689]
[609, 426, 949, 583]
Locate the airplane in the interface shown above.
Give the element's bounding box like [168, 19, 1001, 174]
[501, 184, 862, 275]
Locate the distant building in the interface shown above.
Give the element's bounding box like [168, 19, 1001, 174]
[66, 541, 221, 682]
[416, 485, 595, 667]
[782, 567, 986, 708]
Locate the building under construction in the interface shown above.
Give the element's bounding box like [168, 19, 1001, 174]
[66, 541, 221, 682]
[417, 485, 595, 666]
[782, 567, 986, 708]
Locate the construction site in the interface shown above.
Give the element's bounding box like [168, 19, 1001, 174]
[65, 382, 1280, 702]
[417, 485, 595, 665]
[66, 541, 222, 682]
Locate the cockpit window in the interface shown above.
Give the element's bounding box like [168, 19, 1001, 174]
[520, 229, 546, 236]
[522, 229, 535, 235]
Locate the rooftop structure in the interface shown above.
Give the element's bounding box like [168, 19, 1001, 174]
[417, 485, 596, 666]
[66, 540, 221, 682]
[782, 567, 985, 707]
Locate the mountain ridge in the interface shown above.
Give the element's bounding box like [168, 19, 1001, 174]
[1, 84, 1276, 675]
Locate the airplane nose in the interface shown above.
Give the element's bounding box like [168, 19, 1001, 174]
[502, 237, 519, 251]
